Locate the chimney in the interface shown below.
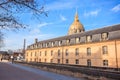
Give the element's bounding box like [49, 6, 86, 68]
[35, 38, 38, 43]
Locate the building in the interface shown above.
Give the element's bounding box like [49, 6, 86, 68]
[25, 12, 120, 68]
[13, 52, 24, 61]
[0, 51, 9, 60]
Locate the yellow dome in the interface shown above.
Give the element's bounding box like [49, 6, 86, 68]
[68, 12, 85, 35]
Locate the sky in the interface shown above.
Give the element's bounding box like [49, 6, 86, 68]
[1, 0, 120, 51]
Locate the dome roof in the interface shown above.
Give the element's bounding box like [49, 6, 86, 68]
[68, 12, 85, 35]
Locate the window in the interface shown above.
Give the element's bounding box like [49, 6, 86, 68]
[38, 44, 40, 48]
[66, 59, 69, 64]
[26, 59, 28, 62]
[103, 60, 108, 66]
[58, 50, 60, 56]
[76, 37, 80, 43]
[51, 50, 53, 56]
[30, 58, 32, 62]
[32, 45, 33, 48]
[101, 33, 108, 40]
[36, 44, 38, 48]
[31, 52, 32, 56]
[33, 44, 35, 48]
[75, 48, 79, 56]
[45, 59, 47, 62]
[75, 59, 79, 64]
[51, 42, 54, 47]
[45, 51, 47, 56]
[40, 43, 43, 48]
[36, 43, 38, 47]
[36, 58, 38, 62]
[87, 59, 91, 67]
[58, 59, 60, 64]
[35, 52, 37, 56]
[59, 41, 62, 46]
[51, 59, 53, 63]
[86, 36, 92, 42]
[87, 48, 91, 56]
[67, 39, 70, 45]
[34, 58, 36, 62]
[40, 51, 41, 56]
[66, 49, 69, 56]
[102, 46, 108, 54]
[26, 53, 28, 56]
[39, 59, 41, 62]
[46, 43, 48, 47]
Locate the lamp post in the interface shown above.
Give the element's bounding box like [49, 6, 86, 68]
[62, 46, 64, 64]
[23, 39, 26, 59]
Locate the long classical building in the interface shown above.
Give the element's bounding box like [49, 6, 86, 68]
[25, 12, 120, 68]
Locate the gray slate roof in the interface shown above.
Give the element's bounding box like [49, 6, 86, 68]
[28, 24, 120, 48]
[0, 51, 8, 54]
[38, 24, 120, 42]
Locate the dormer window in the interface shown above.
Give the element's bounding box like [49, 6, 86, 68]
[86, 36, 92, 42]
[76, 37, 80, 43]
[41, 43, 43, 48]
[46, 43, 47, 47]
[101, 32, 108, 41]
[36, 44, 38, 48]
[51, 42, 55, 47]
[38, 43, 41, 48]
[67, 39, 70, 45]
[46, 43, 49, 47]
[32, 45, 34, 48]
[59, 41, 62, 46]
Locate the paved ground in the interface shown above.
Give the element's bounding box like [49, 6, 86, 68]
[0, 62, 51, 80]
[0, 62, 84, 80]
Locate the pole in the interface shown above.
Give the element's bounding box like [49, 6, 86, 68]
[23, 39, 26, 59]
[62, 46, 64, 64]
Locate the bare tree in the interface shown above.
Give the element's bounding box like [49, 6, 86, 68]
[0, 0, 47, 49]
[0, 0, 47, 30]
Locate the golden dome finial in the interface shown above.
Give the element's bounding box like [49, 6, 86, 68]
[75, 9, 79, 21]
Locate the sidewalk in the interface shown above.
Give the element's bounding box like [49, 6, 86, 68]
[0, 62, 83, 80]
[0, 60, 9, 62]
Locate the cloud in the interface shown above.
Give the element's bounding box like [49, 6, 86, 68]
[84, 9, 101, 17]
[111, 4, 120, 12]
[60, 14, 67, 21]
[46, 0, 78, 11]
[37, 22, 53, 28]
[29, 22, 53, 34]
[30, 28, 40, 34]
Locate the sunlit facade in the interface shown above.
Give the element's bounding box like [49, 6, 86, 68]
[25, 12, 120, 68]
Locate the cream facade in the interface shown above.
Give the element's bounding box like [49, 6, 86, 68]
[25, 12, 120, 68]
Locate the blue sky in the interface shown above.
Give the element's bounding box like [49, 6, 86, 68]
[1, 0, 120, 51]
